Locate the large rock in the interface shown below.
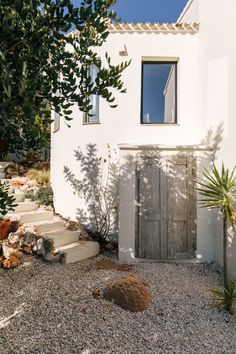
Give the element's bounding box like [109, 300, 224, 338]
[33, 237, 54, 257]
[2, 243, 21, 259]
[103, 273, 151, 312]
[8, 225, 38, 249]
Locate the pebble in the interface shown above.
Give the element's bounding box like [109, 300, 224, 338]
[0, 255, 236, 354]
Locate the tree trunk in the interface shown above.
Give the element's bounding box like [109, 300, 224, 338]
[223, 211, 229, 291]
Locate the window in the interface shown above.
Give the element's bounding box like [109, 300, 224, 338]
[141, 62, 177, 124]
[53, 89, 61, 132]
[53, 111, 60, 132]
[84, 63, 99, 124]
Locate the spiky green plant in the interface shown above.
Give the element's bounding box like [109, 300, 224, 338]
[210, 278, 236, 315]
[196, 163, 236, 312]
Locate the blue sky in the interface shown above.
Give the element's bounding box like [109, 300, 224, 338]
[112, 0, 189, 23]
[75, 1, 189, 23]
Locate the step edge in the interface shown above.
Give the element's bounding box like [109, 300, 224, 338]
[42, 230, 80, 236]
[57, 241, 99, 251]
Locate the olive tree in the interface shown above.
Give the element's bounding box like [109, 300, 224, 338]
[0, 0, 129, 158]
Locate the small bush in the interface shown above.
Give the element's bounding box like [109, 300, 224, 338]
[0, 182, 17, 217]
[26, 169, 50, 186]
[24, 190, 35, 201]
[210, 278, 236, 315]
[34, 186, 53, 207]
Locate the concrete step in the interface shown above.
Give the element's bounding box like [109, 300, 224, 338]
[43, 229, 80, 248]
[14, 201, 39, 213]
[9, 209, 54, 224]
[57, 241, 100, 264]
[11, 192, 25, 203]
[25, 218, 65, 234]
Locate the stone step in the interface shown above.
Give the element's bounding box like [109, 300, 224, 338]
[13, 201, 39, 213]
[9, 209, 54, 224]
[24, 218, 65, 234]
[43, 229, 80, 248]
[11, 192, 25, 203]
[57, 241, 100, 264]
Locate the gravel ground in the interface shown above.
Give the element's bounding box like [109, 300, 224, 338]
[0, 254, 236, 354]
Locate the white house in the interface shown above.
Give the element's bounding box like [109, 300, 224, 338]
[51, 0, 236, 276]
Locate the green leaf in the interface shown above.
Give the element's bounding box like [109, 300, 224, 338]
[0, 0, 129, 157]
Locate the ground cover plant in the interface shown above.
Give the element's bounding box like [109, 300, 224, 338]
[1, 256, 236, 353]
[26, 169, 50, 186]
[34, 186, 54, 208]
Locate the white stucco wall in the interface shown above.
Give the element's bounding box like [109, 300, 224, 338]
[197, 0, 236, 276]
[51, 31, 201, 218]
[51, 0, 236, 271]
[179, 0, 236, 275]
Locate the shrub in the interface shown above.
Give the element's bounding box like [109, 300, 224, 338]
[0, 182, 17, 217]
[34, 187, 53, 207]
[210, 278, 236, 316]
[26, 169, 50, 186]
[24, 190, 35, 201]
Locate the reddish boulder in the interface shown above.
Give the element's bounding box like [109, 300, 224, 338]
[103, 273, 151, 312]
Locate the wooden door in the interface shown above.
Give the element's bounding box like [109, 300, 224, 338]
[136, 156, 165, 259]
[136, 155, 196, 260]
[166, 156, 197, 260]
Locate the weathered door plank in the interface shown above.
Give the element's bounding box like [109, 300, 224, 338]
[136, 154, 197, 260]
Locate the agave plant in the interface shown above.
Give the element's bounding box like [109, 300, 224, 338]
[196, 163, 236, 311]
[210, 278, 236, 315]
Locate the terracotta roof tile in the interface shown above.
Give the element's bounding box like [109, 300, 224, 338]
[70, 23, 199, 37]
[107, 22, 199, 34]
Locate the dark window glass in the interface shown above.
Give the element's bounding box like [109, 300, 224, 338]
[85, 63, 99, 123]
[141, 62, 177, 124]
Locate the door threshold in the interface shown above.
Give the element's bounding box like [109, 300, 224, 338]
[136, 258, 203, 264]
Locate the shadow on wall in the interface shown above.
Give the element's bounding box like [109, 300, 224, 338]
[62, 123, 235, 265]
[196, 122, 224, 261]
[118, 123, 226, 262]
[200, 122, 236, 275]
[64, 143, 119, 243]
[201, 121, 224, 160]
[228, 226, 236, 275]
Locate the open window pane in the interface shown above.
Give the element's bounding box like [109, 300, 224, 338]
[86, 63, 99, 123]
[141, 62, 177, 124]
[53, 112, 60, 132]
